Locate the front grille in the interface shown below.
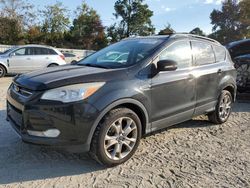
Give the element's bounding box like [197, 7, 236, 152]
[12, 83, 33, 98]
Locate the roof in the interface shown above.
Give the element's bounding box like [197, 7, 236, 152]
[125, 33, 221, 45]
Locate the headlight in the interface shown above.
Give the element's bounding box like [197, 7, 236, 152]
[41, 82, 105, 103]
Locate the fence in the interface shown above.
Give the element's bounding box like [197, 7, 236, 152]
[0, 45, 95, 58]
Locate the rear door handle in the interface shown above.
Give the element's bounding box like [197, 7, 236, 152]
[27, 58, 31, 60]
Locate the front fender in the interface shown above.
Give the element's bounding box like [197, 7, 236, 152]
[0, 62, 8, 73]
[85, 96, 150, 149]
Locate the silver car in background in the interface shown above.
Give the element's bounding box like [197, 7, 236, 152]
[0, 45, 66, 77]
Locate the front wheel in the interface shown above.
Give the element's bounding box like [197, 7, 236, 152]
[0, 65, 6, 78]
[208, 90, 233, 124]
[90, 108, 142, 167]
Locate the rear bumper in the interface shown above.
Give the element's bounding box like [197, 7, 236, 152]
[6, 89, 100, 153]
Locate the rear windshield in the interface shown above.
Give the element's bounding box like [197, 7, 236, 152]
[77, 38, 165, 69]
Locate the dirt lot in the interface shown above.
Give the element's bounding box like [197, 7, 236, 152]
[0, 77, 250, 188]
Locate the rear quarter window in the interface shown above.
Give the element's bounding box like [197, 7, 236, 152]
[213, 45, 226, 62]
[192, 41, 215, 66]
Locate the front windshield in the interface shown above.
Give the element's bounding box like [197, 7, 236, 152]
[78, 38, 165, 69]
[0, 47, 17, 54]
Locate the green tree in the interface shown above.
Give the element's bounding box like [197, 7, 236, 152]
[0, 17, 20, 44]
[70, 2, 107, 50]
[26, 26, 43, 44]
[106, 23, 125, 43]
[239, 0, 250, 38]
[189, 27, 206, 36]
[111, 0, 155, 39]
[0, 0, 34, 28]
[210, 0, 242, 44]
[158, 24, 175, 35]
[41, 2, 70, 46]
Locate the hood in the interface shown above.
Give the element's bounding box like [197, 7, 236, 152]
[14, 65, 127, 91]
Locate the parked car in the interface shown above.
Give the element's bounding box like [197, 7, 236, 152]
[226, 39, 250, 92]
[62, 52, 83, 64]
[0, 45, 66, 77]
[233, 54, 250, 92]
[6, 34, 236, 166]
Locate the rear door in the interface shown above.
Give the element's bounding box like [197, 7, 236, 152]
[191, 41, 222, 115]
[150, 40, 196, 131]
[32, 47, 52, 70]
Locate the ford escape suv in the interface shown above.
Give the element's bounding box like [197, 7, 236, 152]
[0, 45, 66, 77]
[6, 34, 237, 166]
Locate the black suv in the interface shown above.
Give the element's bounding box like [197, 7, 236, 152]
[6, 34, 237, 166]
[226, 39, 250, 92]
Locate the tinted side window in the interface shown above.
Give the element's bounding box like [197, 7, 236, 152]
[63, 53, 75, 57]
[33, 48, 57, 55]
[48, 49, 57, 55]
[159, 40, 192, 69]
[237, 41, 250, 56]
[25, 48, 35, 55]
[213, 45, 226, 62]
[34, 48, 47, 55]
[192, 41, 215, 65]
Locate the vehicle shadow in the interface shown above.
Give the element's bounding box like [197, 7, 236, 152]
[0, 102, 249, 185]
[0, 109, 104, 185]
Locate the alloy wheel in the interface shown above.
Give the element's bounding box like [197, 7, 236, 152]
[104, 117, 138, 161]
[218, 94, 232, 121]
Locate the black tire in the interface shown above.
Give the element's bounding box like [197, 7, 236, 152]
[208, 90, 233, 124]
[0, 65, 6, 78]
[90, 108, 142, 167]
[71, 60, 78, 65]
[48, 63, 58, 67]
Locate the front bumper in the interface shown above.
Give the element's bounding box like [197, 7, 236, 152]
[6, 87, 100, 153]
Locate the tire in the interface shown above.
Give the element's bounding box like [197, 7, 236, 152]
[71, 60, 78, 65]
[90, 108, 142, 167]
[208, 90, 233, 124]
[48, 64, 58, 67]
[0, 65, 6, 78]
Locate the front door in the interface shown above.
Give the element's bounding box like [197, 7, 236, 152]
[150, 40, 196, 131]
[8, 47, 33, 73]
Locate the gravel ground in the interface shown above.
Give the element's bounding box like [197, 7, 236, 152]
[0, 77, 250, 188]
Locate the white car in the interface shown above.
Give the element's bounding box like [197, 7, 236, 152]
[0, 45, 66, 77]
[62, 52, 83, 64]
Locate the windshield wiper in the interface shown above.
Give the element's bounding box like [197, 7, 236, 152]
[80, 63, 109, 69]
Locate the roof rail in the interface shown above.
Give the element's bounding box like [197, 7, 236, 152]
[170, 33, 220, 44]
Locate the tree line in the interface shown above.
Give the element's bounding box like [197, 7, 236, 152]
[0, 0, 249, 50]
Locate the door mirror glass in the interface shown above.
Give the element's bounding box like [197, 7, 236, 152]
[157, 60, 177, 72]
[10, 52, 16, 57]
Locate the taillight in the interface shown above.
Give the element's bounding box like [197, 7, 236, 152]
[60, 54, 65, 60]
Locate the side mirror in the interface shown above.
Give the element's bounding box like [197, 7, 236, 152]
[9, 53, 15, 57]
[157, 60, 177, 72]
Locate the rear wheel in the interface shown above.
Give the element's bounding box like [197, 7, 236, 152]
[0, 65, 6, 78]
[48, 63, 58, 67]
[90, 108, 141, 167]
[208, 90, 233, 124]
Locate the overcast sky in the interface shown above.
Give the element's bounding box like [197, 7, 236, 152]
[28, 0, 224, 34]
